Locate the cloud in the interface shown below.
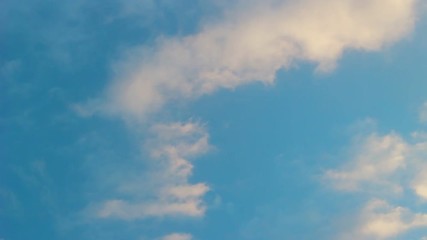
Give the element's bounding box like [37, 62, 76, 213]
[88, 0, 420, 236]
[356, 199, 427, 239]
[327, 129, 427, 199]
[326, 132, 408, 193]
[161, 233, 192, 240]
[105, 0, 418, 118]
[409, 141, 427, 201]
[95, 121, 211, 220]
[327, 121, 427, 239]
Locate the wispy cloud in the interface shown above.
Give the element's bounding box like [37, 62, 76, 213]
[353, 199, 427, 239]
[104, 0, 418, 118]
[95, 121, 211, 220]
[161, 233, 192, 240]
[327, 119, 427, 239]
[326, 132, 408, 193]
[88, 0, 420, 237]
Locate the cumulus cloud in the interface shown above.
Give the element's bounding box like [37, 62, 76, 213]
[161, 233, 192, 240]
[105, 0, 418, 118]
[96, 121, 211, 220]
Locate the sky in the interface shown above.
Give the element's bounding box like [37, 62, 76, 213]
[2, 0, 427, 239]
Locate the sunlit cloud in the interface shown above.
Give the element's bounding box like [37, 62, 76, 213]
[357, 199, 427, 239]
[95, 121, 211, 220]
[105, 0, 417, 119]
[327, 118, 427, 239]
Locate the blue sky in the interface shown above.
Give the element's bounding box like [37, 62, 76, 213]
[2, 0, 427, 239]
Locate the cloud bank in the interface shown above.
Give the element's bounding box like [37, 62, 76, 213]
[106, 0, 418, 118]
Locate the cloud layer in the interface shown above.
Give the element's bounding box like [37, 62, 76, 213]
[106, 0, 417, 118]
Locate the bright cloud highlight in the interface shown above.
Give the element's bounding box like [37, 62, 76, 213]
[91, 0, 422, 237]
[326, 132, 408, 193]
[106, 0, 417, 118]
[327, 119, 427, 239]
[358, 199, 427, 239]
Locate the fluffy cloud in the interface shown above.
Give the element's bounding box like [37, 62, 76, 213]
[95, 0, 419, 225]
[106, 0, 418, 118]
[161, 233, 193, 240]
[327, 120, 427, 239]
[357, 199, 427, 239]
[410, 140, 427, 201]
[326, 132, 408, 193]
[91, 0, 420, 236]
[327, 129, 427, 200]
[96, 122, 210, 220]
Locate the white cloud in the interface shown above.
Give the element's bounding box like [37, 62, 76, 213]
[326, 132, 408, 193]
[161, 233, 192, 240]
[410, 141, 427, 200]
[357, 199, 427, 239]
[95, 121, 210, 220]
[327, 123, 427, 239]
[412, 176, 427, 200]
[105, 0, 418, 118]
[327, 130, 427, 199]
[89, 0, 420, 235]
